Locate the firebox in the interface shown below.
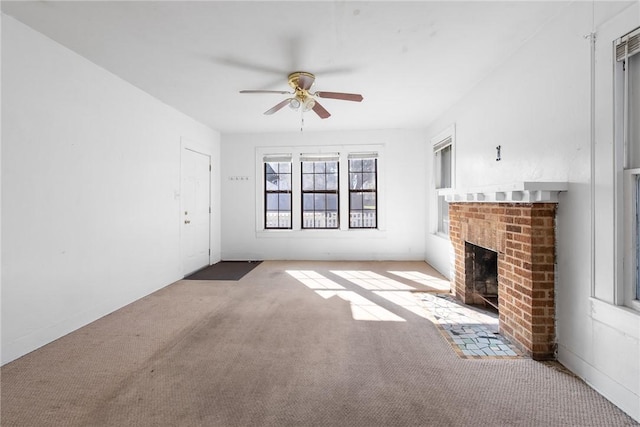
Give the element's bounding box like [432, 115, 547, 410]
[465, 242, 499, 312]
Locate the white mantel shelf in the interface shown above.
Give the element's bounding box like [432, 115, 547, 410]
[438, 182, 568, 203]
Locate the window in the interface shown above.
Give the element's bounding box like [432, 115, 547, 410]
[301, 156, 339, 229]
[433, 130, 454, 236]
[258, 146, 383, 232]
[635, 175, 640, 301]
[615, 27, 640, 308]
[349, 155, 377, 228]
[264, 157, 292, 229]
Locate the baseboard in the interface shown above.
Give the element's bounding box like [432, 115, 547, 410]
[558, 345, 640, 422]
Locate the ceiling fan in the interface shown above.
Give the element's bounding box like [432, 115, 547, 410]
[240, 71, 363, 119]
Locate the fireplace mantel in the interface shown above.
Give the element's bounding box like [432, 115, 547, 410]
[439, 181, 568, 203]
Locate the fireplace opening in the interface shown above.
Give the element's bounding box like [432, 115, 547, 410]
[465, 242, 499, 313]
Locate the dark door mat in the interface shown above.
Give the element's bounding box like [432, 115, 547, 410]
[183, 261, 263, 281]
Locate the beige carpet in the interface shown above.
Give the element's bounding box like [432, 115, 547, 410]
[1, 261, 637, 426]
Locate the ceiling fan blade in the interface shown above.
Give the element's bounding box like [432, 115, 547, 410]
[264, 99, 292, 115]
[298, 73, 315, 90]
[312, 101, 331, 119]
[315, 91, 364, 102]
[240, 90, 292, 95]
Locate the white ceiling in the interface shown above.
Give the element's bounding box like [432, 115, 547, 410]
[2, 1, 576, 134]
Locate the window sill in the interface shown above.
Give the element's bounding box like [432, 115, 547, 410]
[432, 231, 450, 241]
[590, 297, 640, 340]
[256, 228, 387, 239]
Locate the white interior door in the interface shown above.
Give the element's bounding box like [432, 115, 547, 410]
[181, 148, 211, 275]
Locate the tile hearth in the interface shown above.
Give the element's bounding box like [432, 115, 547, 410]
[415, 292, 520, 359]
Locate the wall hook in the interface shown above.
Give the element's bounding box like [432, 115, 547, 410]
[496, 145, 501, 161]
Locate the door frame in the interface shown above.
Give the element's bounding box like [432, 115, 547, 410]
[180, 137, 213, 276]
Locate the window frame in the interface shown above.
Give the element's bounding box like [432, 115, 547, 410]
[255, 145, 385, 234]
[264, 160, 293, 230]
[432, 126, 455, 238]
[301, 158, 340, 229]
[614, 27, 640, 311]
[348, 156, 378, 229]
[623, 169, 640, 310]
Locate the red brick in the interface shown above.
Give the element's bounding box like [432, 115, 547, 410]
[507, 225, 522, 233]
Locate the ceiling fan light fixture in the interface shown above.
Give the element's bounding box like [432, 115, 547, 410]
[302, 97, 316, 112]
[289, 98, 301, 110]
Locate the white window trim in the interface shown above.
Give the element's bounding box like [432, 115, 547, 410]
[431, 125, 456, 238]
[613, 27, 640, 311]
[623, 169, 640, 311]
[254, 144, 386, 237]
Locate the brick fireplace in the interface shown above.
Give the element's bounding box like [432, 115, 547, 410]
[443, 183, 566, 360]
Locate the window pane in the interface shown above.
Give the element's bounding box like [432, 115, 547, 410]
[350, 159, 362, 172]
[327, 193, 338, 211]
[327, 173, 338, 191]
[636, 175, 640, 300]
[279, 174, 291, 191]
[363, 159, 375, 172]
[279, 162, 291, 173]
[326, 211, 338, 227]
[278, 194, 291, 210]
[350, 193, 363, 210]
[265, 161, 292, 229]
[350, 173, 361, 190]
[314, 174, 326, 190]
[266, 193, 278, 210]
[303, 193, 314, 211]
[302, 162, 314, 173]
[434, 142, 452, 234]
[265, 213, 278, 228]
[302, 174, 314, 191]
[434, 151, 442, 188]
[631, 54, 640, 168]
[278, 213, 291, 228]
[266, 162, 278, 174]
[363, 193, 376, 209]
[438, 195, 449, 234]
[362, 173, 376, 189]
[349, 203, 377, 228]
[440, 145, 452, 188]
[302, 160, 339, 229]
[348, 158, 377, 229]
[265, 173, 277, 191]
[314, 194, 326, 210]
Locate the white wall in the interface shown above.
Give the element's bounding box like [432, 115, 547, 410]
[221, 129, 426, 261]
[1, 16, 221, 364]
[424, 2, 639, 421]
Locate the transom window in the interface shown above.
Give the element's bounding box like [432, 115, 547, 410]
[301, 158, 339, 229]
[349, 156, 377, 228]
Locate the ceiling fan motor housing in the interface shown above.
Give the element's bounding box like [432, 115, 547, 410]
[287, 72, 317, 111]
[288, 71, 315, 91]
